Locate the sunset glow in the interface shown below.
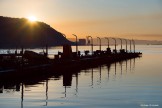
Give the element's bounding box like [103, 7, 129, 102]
[27, 16, 37, 22]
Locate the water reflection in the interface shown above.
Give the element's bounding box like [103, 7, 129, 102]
[130, 59, 132, 72]
[133, 58, 135, 72]
[126, 60, 127, 73]
[106, 63, 111, 81]
[91, 68, 93, 88]
[21, 83, 24, 108]
[120, 61, 123, 75]
[99, 66, 101, 84]
[75, 72, 78, 96]
[45, 80, 48, 106]
[0, 57, 139, 107]
[63, 72, 73, 97]
[0, 58, 138, 91]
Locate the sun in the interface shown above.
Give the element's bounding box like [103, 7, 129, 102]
[27, 16, 37, 22]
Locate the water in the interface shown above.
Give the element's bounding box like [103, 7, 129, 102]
[0, 45, 162, 108]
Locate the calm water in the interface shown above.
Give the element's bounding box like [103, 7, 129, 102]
[0, 45, 162, 108]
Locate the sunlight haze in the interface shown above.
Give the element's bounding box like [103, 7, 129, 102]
[0, 0, 162, 40]
[27, 16, 37, 22]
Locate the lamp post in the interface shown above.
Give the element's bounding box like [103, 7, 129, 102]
[132, 39, 135, 53]
[87, 36, 93, 55]
[130, 40, 132, 53]
[119, 38, 123, 50]
[72, 34, 78, 55]
[45, 30, 48, 57]
[41, 28, 48, 57]
[105, 37, 109, 48]
[97, 37, 101, 51]
[124, 39, 128, 53]
[112, 38, 117, 52]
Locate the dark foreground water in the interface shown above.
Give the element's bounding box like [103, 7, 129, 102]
[0, 45, 162, 108]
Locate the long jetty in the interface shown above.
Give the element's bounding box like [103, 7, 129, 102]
[0, 37, 142, 78]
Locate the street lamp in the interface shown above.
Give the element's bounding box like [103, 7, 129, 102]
[112, 38, 117, 53]
[72, 34, 78, 54]
[87, 36, 93, 55]
[97, 37, 101, 51]
[119, 38, 123, 50]
[104, 37, 109, 48]
[130, 40, 132, 53]
[124, 39, 128, 53]
[45, 32, 48, 57]
[132, 39, 135, 53]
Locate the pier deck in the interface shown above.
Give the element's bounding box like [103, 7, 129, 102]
[0, 50, 142, 78]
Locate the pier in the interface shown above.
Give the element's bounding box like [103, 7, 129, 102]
[0, 37, 142, 78]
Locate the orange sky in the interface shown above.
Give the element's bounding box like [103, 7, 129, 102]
[0, 0, 162, 40]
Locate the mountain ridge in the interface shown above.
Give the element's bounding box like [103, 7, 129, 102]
[0, 16, 73, 48]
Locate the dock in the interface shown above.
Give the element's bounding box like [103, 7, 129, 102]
[0, 44, 142, 79]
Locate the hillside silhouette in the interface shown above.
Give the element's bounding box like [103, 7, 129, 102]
[0, 16, 73, 48]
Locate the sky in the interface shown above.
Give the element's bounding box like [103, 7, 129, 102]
[0, 0, 162, 40]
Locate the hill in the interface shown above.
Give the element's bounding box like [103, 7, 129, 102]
[0, 16, 73, 48]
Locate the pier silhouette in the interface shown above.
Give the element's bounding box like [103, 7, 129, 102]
[0, 37, 142, 97]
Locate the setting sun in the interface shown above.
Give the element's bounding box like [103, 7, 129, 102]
[27, 16, 37, 22]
